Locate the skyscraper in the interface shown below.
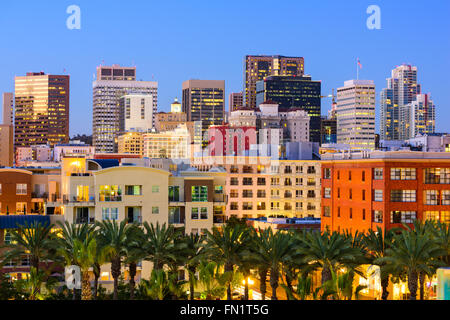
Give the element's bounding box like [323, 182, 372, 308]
[401, 93, 435, 139]
[118, 94, 154, 133]
[2, 92, 14, 126]
[182, 80, 225, 146]
[92, 65, 157, 153]
[243, 55, 304, 109]
[229, 92, 243, 113]
[255, 75, 321, 143]
[14, 72, 70, 148]
[380, 65, 421, 140]
[336, 80, 376, 150]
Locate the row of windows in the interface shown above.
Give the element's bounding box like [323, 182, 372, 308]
[0, 183, 27, 195]
[323, 208, 417, 224]
[323, 167, 450, 184]
[230, 202, 315, 211]
[230, 177, 316, 186]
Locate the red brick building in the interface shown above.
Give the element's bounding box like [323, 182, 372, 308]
[321, 151, 450, 234]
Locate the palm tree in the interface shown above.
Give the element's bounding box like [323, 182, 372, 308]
[264, 228, 295, 300]
[142, 222, 177, 271]
[429, 220, 450, 266]
[56, 221, 94, 300]
[377, 226, 446, 300]
[180, 232, 205, 300]
[2, 221, 55, 274]
[298, 230, 363, 287]
[205, 224, 250, 300]
[363, 227, 396, 300]
[123, 223, 146, 300]
[197, 261, 226, 300]
[250, 228, 272, 300]
[95, 219, 131, 300]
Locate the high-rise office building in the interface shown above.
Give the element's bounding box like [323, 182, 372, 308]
[380, 65, 421, 140]
[2, 92, 14, 126]
[243, 55, 304, 109]
[118, 94, 154, 133]
[255, 75, 321, 143]
[92, 65, 157, 153]
[336, 80, 376, 150]
[401, 93, 435, 139]
[182, 80, 225, 145]
[0, 125, 13, 166]
[229, 92, 243, 113]
[14, 72, 70, 148]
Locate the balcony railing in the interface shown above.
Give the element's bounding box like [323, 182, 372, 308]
[31, 192, 48, 199]
[213, 216, 225, 223]
[75, 216, 95, 224]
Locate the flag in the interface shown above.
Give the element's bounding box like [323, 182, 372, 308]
[357, 58, 362, 69]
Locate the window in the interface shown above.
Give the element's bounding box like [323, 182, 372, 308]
[337, 171, 340, 180]
[391, 190, 416, 202]
[284, 166, 292, 174]
[284, 203, 292, 210]
[362, 190, 366, 201]
[152, 206, 159, 214]
[284, 178, 292, 186]
[425, 211, 439, 221]
[16, 202, 26, 214]
[230, 166, 239, 174]
[373, 168, 383, 180]
[257, 165, 266, 174]
[424, 168, 450, 184]
[391, 168, 416, 180]
[271, 189, 280, 198]
[4, 230, 14, 245]
[296, 178, 302, 186]
[296, 190, 302, 198]
[374, 190, 383, 202]
[349, 208, 353, 219]
[324, 168, 331, 179]
[271, 178, 280, 186]
[441, 211, 450, 223]
[425, 190, 439, 205]
[242, 190, 253, 198]
[284, 190, 292, 198]
[192, 186, 208, 202]
[230, 190, 239, 198]
[102, 208, 118, 220]
[200, 208, 208, 219]
[271, 202, 280, 210]
[348, 171, 352, 181]
[442, 190, 450, 205]
[257, 202, 266, 210]
[323, 206, 331, 217]
[16, 183, 27, 195]
[324, 188, 331, 199]
[0, 183, 2, 194]
[373, 211, 383, 223]
[99, 185, 121, 202]
[390, 211, 416, 224]
[362, 209, 366, 220]
[307, 166, 316, 174]
[257, 190, 266, 198]
[125, 185, 142, 196]
[169, 186, 180, 202]
[230, 202, 238, 210]
[362, 171, 366, 182]
[307, 190, 316, 198]
[243, 166, 253, 173]
[337, 188, 341, 199]
[296, 166, 303, 174]
[152, 186, 160, 193]
[243, 178, 253, 186]
[307, 178, 315, 186]
[337, 207, 341, 218]
[243, 202, 253, 210]
[257, 178, 266, 186]
[349, 189, 352, 200]
[230, 178, 239, 186]
[295, 202, 302, 211]
[191, 208, 199, 219]
[215, 186, 223, 194]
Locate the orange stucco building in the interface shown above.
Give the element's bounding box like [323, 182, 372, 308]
[321, 151, 450, 234]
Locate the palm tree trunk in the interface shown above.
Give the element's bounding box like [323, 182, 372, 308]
[81, 271, 92, 300]
[111, 257, 121, 300]
[259, 268, 267, 300]
[270, 268, 279, 300]
[381, 275, 389, 300]
[188, 266, 195, 300]
[129, 262, 137, 300]
[321, 267, 331, 285]
[225, 262, 233, 300]
[244, 275, 249, 300]
[408, 270, 418, 300]
[72, 288, 77, 300]
[93, 262, 100, 300]
[419, 272, 426, 300]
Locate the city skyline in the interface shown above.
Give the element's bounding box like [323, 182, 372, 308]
[0, 1, 449, 137]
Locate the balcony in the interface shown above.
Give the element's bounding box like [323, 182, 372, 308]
[98, 195, 121, 202]
[31, 192, 48, 200]
[214, 194, 227, 203]
[213, 216, 225, 224]
[127, 216, 142, 224]
[75, 216, 95, 224]
[65, 195, 96, 205]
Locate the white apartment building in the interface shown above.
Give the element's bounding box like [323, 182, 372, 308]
[119, 93, 154, 133]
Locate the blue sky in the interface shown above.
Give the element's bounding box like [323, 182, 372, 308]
[0, 0, 449, 136]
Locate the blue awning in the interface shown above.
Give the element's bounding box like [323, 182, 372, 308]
[0, 215, 51, 229]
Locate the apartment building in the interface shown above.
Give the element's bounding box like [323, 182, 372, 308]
[192, 156, 321, 219]
[321, 151, 450, 234]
